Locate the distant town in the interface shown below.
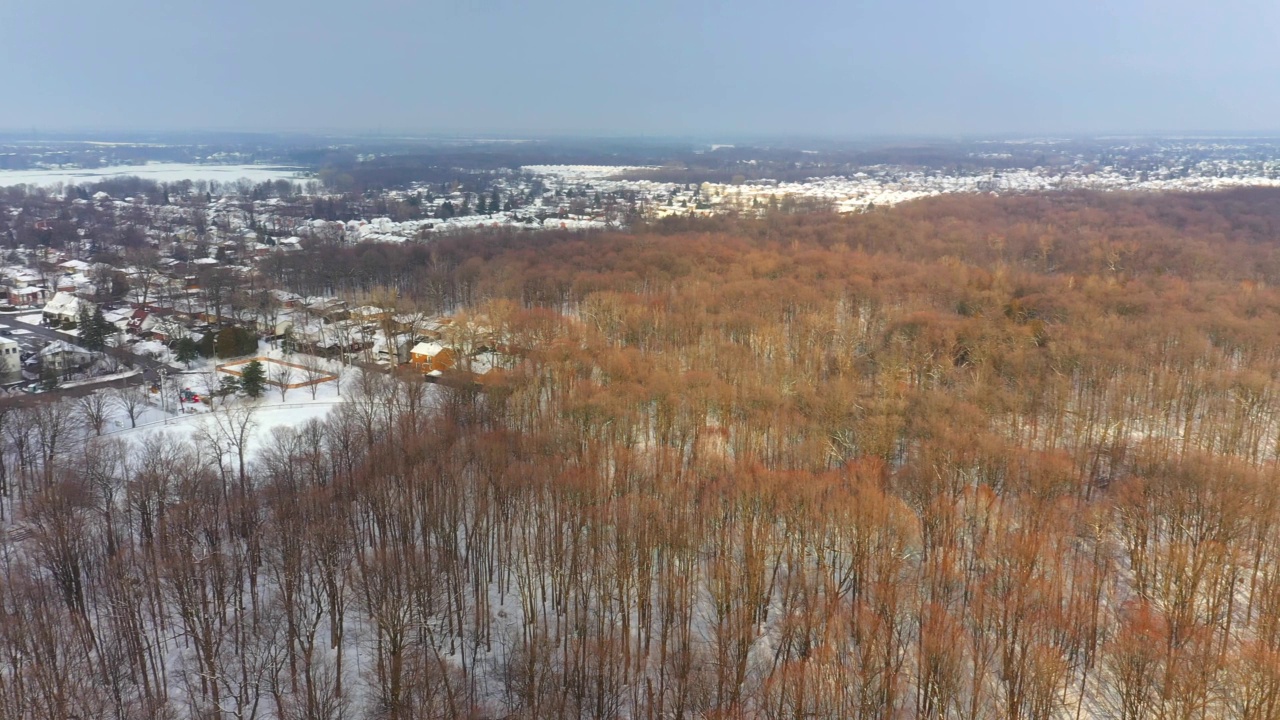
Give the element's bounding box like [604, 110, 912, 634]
[1, 133, 1280, 391]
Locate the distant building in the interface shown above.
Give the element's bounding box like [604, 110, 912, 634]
[0, 337, 21, 375]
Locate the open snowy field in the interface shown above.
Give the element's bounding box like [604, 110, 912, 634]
[0, 163, 311, 188]
[104, 365, 349, 460]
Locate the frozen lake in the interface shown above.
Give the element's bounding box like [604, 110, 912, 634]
[0, 163, 312, 188]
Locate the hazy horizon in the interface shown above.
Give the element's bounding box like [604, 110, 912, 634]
[4, 0, 1279, 137]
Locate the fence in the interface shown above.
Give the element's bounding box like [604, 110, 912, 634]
[215, 356, 340, 389]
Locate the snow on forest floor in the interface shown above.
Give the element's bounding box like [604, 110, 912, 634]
[103, 351, 352, 459]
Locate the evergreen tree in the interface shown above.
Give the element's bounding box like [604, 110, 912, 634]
[213, 374, 241, 399]
[239, 327, 259, 355]
[76, 302, 91, 331]
[239, 360, 266, 398]
[175, 337, 198, 366]
[215, 327, 238, 359]
[81, 305, 106, 351]
[215, 326, 259, 358]
[93, 307, 109, 347]
[476, 196, 488, 214]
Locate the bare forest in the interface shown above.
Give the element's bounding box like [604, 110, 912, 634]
[5, 189, 1280, 719]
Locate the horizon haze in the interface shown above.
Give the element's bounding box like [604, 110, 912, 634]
[3, 0, 1278, 138]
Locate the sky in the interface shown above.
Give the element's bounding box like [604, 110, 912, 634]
[2, 0, 1278, 138]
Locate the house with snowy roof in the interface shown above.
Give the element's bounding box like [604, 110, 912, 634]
[409, 341, 456, 373]
[126, 308, 158, 335]
[42, 292, 88, 326]
[7, 285, 47, 307]
[32, 340, 94, 374]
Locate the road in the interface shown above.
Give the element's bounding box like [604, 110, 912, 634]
[0, 312, 172, 384]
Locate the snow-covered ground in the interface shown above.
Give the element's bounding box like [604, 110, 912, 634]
[105, 359, 348, 459]
[0, 163, 310, 188]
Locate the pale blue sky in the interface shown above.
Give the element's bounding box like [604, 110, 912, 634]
[2, 0, 1277, 137]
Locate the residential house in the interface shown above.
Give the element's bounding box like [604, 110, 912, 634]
[350, 305, 393, 325]
[33, 340, 94, 374]
[103, 308, 134, 333]
[7, 285, 47, 307]
[150, 318, 199, 344]
[42, 291, 88, 326]
[409, 341, 457, 373]
[270, 289, 303, 308]
[374, 333, 416, 365]
[127, 308, 157, 335]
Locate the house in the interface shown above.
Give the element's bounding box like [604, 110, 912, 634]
[270, 289, 303, 308]
[0, 337, 21, 375]
[304, 296, 347, 320]
[7, 285, 47, 307]
[127, 308, 157, 335]
[350, 305, 392, 324]
[33, 340, 94, 374]
[374, 333, 416, 365]
[42, 291, 88, 326]
[409, 341, 456, 373]
[5, 269, 43, 289]
[103, 308, 134, 333]
[150, 318, 199, 344]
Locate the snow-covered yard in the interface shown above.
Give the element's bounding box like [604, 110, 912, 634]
[114, 398, 343, 460]
[103, 352, 355, 460]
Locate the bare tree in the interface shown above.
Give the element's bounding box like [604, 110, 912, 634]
[78, 391, 113, 435]
[300, 355, 329, 400]
[198, 400, 259, 495]
[112, 384, 150, 428]
[270, 362, 293, 401]
[29, 398, 83, 485]
[125, 247, 162, 306]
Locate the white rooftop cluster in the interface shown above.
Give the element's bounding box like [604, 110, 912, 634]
[521, 161, 1280, 218]
[520, 165, 657, 181]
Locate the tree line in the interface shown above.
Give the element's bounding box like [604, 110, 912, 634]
[4, 189, 1280, 717]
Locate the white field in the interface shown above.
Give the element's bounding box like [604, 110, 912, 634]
[0, 163, 311, 188]
[106, 375, 342, 459]
[100, 352, 352, 459]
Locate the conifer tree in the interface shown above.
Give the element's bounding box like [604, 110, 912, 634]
[81, 304, 106, 352]
[239, 360, 266, 398]
[175, 337, 198, 367]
